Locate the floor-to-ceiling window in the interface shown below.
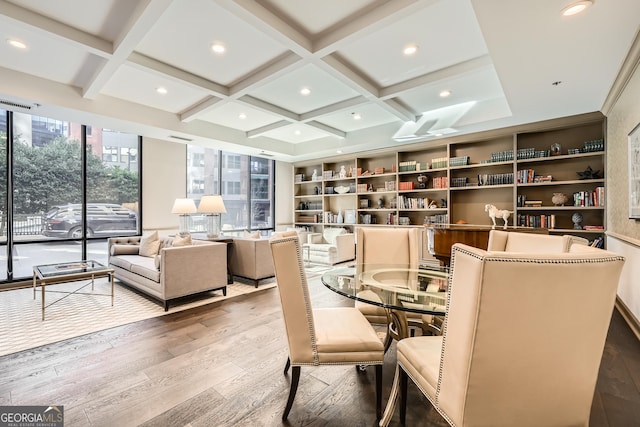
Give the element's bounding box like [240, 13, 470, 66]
[187, 146, 274, 235]
[0, 111, 141, 284]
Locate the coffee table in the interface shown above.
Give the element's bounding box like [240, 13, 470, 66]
[33, 260, 114, 320]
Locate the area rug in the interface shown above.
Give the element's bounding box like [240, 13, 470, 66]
[0, 277, 277, 357]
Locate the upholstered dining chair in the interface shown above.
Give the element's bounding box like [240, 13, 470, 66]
[355, 227, 432, 349]
[394, 242, 625, 427]
[269, 235, 385, 420]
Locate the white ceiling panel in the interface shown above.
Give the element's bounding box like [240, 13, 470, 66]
[197, 101, 284, 132]
[317, 103, 400, 133]
[249, 63, 361, 114]
[136, 0, 289, 86]
[101, 64, 206, 114]
[337, 0, 489, 86]
[261, 122, 336, 144]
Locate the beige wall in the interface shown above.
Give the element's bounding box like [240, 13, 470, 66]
[141, 137, 187, 234]
[141, 138, 292, 235]
[605, 36, 640, 322]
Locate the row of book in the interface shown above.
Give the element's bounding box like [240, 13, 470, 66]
[575, 187, 605, 206]
[516, 169, 553, 183]
[398, 160, 428, 172]
[424, 214, 449, 226]
[517, 214, 556, 229]
[397, 195, 434, 209]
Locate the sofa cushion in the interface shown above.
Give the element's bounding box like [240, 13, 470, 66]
[110, 244, 139, 256]
[109, 254, 138, 271]
[139, 231, 161, 257]
[130, 258, 161, 282]
[171, 234, 192, 247]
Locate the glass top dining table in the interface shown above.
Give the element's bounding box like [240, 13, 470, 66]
[320, 263, 450, 316]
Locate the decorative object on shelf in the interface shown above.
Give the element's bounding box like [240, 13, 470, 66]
[339, 165, 347, 178]
[572, 212, 584, 229]
[441, 199, 447, 208]
[428, 200, 438, 209]
[391, 196, 397, 209]
[314, 186, 320, 195]
[378, 197, 384, 209]
[484, 203, 512, 230]
[417, 173, 428, 189]
[197, 195, 227, 238]
[334, 185, 350, 194]
[552, 192, 569, 206]
[368, 183, 374, 192]
[336, 211, 344, 224]
[312, 169, 318, 181]
[577, 166, 602, 180]
[345, 209, 356, 224]
[551, 142, 562, 156]
[171, 198, 197, 236]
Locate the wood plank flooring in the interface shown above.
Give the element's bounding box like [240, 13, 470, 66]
[0, 273, 638, 427]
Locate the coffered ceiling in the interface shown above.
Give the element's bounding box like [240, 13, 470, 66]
[0, 0, 638, 162]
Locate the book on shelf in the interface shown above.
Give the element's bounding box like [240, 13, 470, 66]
[523, 200, 543, 207]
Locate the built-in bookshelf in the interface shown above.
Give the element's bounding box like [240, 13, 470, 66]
[292, 112, 606, 242]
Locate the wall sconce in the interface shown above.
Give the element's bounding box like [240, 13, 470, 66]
[197, 195, 227, 239]
[171, 198, 197, 236]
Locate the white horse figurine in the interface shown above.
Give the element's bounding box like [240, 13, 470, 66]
[485, 204, 512, 229]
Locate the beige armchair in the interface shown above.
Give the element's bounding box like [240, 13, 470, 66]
[305, 227, 355, 265]
[229, 237, 274, 287]
[355, 227, 428, 350]
[393, 242, 625, 427]
[487, 229, 588, 252]
[270, 235, 384, 420]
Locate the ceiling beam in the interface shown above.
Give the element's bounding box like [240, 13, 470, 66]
[0, 0, 112, 57]
[82, 0, 175, 99]
[299, 96, 368, 122]
[305, 121, 346, 138]
[238, 95, 299, 121]
[246, 120, 290, 138]
[180, 96, 223, 122]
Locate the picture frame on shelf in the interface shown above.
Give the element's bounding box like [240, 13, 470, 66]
[628, 121, 640, 219]
[345, 209, 356, 224]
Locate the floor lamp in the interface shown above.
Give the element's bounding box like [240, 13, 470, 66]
[172, 198, 197, 236]
[197, 195, 227, 239]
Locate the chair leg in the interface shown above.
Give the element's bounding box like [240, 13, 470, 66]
[284, 357, 290, 374]
[376, 364, 383, 420]
[399, 366, 408, 425]
[282, 366, 300, 420]
[383, 330, 393, 353]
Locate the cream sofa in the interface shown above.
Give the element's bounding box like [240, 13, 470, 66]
[306, 227, 355, 265]
[108, 235, 228, 311]
[229, 237, 275, 287]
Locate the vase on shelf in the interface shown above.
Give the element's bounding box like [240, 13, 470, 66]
[337, 211, 344, 224]
[552, 192, 569, 206]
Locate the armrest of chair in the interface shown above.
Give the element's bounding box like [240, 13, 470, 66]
[160, 242, 227, 298]
[307, 233, 323, 244]
[334, 233, 355, 260]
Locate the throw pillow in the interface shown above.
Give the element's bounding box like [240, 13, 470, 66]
[154, 254, 162, 270]
[243, 229, 260, 239]
[110, 244, 140, 256]
[172, 234, 192, 247]
[139, 231, 160, 257]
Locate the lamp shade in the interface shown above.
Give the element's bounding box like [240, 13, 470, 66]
[197, 195, 227, 214]
[171, 198, 197, 214]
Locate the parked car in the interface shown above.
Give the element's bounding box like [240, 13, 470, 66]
[42, 203, 138, 238]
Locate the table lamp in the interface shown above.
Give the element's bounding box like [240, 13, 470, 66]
[171, 198, 197, 236]
[197, 195, 227, 238]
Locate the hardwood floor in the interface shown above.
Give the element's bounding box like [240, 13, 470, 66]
[0, 273, 638, 427]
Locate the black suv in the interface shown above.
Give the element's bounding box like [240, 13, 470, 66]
[42, 203, 138, 238]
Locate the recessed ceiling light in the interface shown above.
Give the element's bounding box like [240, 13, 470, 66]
[7, 39, 26, 49]
[561, 0, 593, 16]
[337, 150, 343, 154]
[211, 43, 225, 54]
[439, 90, 451, 98]
[403, 44, 418, 56]
[156, 87, 168, 95]
[352, 112, 361, 120]
[300, 87, 311, 96]
[238, 113, 247, 119]
[294, 130, 301, 135]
